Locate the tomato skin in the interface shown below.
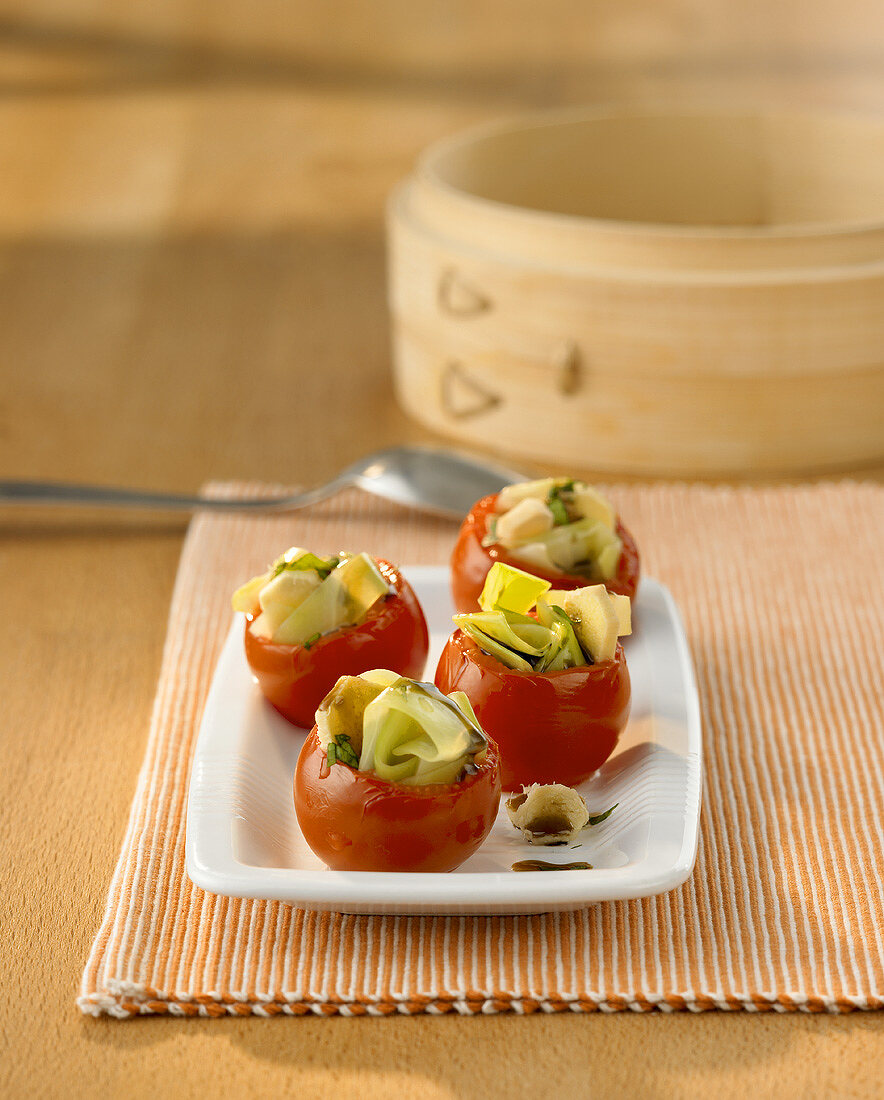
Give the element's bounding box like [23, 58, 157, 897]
[434, 629, 631, 791]
[244, 559, 429, 728]
[294, 729, 501, 872]
[450, 493, 641, 613]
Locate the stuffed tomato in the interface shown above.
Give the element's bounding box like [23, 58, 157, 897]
[435, 563, 631, 790]
[233, 549, 428, 728]
[294, 671, 501, 872]
[451, 478, 639, 613]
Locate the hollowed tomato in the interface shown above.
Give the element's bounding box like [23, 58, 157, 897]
[434, 629, 631, 791]
[450, 493, 640, 613]
[244, 558, 429, 728]
[294, 729, 501, 872]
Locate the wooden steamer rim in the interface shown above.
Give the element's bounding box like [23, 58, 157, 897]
[414, 105, 884, 273]
[387, 106, 884, 475]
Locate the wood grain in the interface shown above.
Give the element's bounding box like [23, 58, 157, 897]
[1, 2, 883, 1096]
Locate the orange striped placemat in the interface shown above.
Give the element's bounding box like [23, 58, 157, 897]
[79, 482, 884, 1017]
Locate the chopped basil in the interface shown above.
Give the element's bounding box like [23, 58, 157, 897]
[546, 482, 577, 526]
[332, 734, 359, 767]
[326, 734, 359, 769]
[303, 632, 322, 649]
[547, 494, 570, 526]
[273, 551, 340, 580]
[512, 859, 593, 872]
[587, 803, 617, 827]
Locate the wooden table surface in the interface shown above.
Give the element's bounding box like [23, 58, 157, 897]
[2, 4, 882, 1096]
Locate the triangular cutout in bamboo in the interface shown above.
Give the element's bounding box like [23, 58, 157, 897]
[440, 361, 501, 419]
[437, 269, 492, 316]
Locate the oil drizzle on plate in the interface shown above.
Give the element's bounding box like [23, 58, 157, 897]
[511, 859, 593, 872]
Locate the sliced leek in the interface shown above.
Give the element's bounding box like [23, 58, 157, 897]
[457, 621, 535, 672]
[455, 562, 630, 672]
[453, 611, 547, 657]
[314, 674, 489, 787]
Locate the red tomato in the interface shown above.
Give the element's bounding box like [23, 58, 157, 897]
[450, 492, 641, 613]
[294, 728, 501, 872]
[244, 558, 429, 728]
[434, 629, 631, 790]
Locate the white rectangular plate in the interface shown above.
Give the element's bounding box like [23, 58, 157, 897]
[186, 568, 702, 914]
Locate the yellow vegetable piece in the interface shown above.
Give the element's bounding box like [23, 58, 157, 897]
[231, 570, 271, 614]
[544, 585, 620, 662]
[571, 486, 615, 530]
[478, 562, 551, 616]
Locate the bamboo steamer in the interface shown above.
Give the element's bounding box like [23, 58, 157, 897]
[387, 107, 884, 475]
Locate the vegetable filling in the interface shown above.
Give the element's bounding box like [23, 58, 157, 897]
[486, 478, 623, 581]
[316, 670, 489, 786]
[232, 547, 390, 646]
[454, 562, 631, 672]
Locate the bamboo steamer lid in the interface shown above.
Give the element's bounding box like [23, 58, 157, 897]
[387, 107, 884, 475]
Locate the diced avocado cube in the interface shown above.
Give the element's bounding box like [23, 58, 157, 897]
[274, 552, 389, 646]
[608, 592, 632, 635]
[250, 601, 297, 638]
[231, 570, 271, 614]
[315, 674, 387, 754]
[571, 486, 616, 531]
[478, 562, 551, 616]
[495, 498, 555, 543]
[497, 478, 564, 512]
[258, 568, 321, 613]
[546, 586, 619, 663]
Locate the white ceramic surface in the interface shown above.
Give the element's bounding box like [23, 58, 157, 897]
[185, 568, 702, 914]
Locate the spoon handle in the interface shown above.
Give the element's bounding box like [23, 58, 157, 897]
[0, 479, 345, 513]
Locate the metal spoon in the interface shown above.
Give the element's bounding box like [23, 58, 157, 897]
[0, 446, 528, 520]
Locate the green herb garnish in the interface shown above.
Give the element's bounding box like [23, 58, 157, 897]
[548, 496, 569, 526]
[547, 483, 575, 526]
[332, 734, 359, 767]
[303, 632, 322, 650]
[512, 859, 593, 872]
[327, 734, 359, 769]
[273, 552, 339, 580]
[587, 803, 617, 827]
